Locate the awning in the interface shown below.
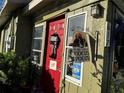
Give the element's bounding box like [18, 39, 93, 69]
[0, 0, 31, 28]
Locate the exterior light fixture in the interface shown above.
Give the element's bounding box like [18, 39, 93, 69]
[91, 4, 101, 18]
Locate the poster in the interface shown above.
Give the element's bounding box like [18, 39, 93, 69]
[72, 62, 81, 80]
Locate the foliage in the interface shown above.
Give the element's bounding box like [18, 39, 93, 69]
[110, 78, 124, 93]
[31, 64, 42, 85]
[0, 52, 30, 88]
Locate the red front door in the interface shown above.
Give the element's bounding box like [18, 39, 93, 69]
[42, 17, 64, 93]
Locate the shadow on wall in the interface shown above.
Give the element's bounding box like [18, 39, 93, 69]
[31, 64, 56, 93]
[89, 31, 104, 87]
[40, 70, 56, 93]
[31, 64, 43, 93]
[91, 64, 103, 87]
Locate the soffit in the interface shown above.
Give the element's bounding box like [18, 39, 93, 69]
[0, 0, 31, 28]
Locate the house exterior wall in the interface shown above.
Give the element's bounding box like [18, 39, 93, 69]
[0, 0, 110, 93]
[30, 0, 109, 93]
[1, 0, 124, 93]
[61, 1, 108, 93]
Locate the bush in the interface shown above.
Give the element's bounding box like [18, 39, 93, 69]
[110, 78, 124, 93]
[0, 52, 31, 93]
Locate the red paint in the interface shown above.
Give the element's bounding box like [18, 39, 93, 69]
[41, 17, 65, 93]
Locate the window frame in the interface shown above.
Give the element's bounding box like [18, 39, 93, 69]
[4, 23, 11, 52]
[31, 22, 46, 66]
[63, 11, 87, 86]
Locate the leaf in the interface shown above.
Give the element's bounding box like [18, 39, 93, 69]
[0, 70, 7, 84]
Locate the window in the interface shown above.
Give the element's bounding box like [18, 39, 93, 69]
[64, 12, 88, 86]
[31, 22, 46, 66]
[3, 24, 11, 52]
[2, 19, 16, 53]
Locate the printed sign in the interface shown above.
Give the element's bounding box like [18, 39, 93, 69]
[72, 63, 81, 80]
[49, 60, 57, 70]
[72, 47, 90, 62]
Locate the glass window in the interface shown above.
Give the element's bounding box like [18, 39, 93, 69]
[65, 12, 89, 86]
[31, 23, 45, 66]
[32, 39, 42, 50]
[32, 51, 41, 64]
[33, 26, 43, 38]
[67, 14, 85, 46]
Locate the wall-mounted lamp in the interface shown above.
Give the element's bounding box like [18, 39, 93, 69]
[91, 4, 101, 18]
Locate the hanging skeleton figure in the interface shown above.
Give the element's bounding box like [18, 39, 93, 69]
[49, 32, 60, 59]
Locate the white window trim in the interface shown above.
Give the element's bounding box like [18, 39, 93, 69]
[5, 23, 11, 52]
[32, 22, 46, 67]
[63, 11, 87, 87]
[32, 49, 42, 52]
[33, 37, 43, 39]
[66, 11, 87, 32]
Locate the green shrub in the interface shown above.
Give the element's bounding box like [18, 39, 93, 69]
[0, 52, 30, 88]
[110, 78, 124, 93]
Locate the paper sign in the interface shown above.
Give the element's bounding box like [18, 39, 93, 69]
[49, 60, 57, 70]
[72, 63, 81, 80]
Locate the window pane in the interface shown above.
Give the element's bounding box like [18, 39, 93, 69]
[32, 39, 42, 50]
[65, 48, 82, 80]
[67, 14, 85, 46]
[32, 51, 41, 64]
[34, 26, 43, 37]
[10, 36, 15, 50]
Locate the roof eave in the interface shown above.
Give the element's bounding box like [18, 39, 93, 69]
[0, 0, 31, 28]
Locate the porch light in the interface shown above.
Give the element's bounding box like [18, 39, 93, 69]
[91, 4, 101, 18]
